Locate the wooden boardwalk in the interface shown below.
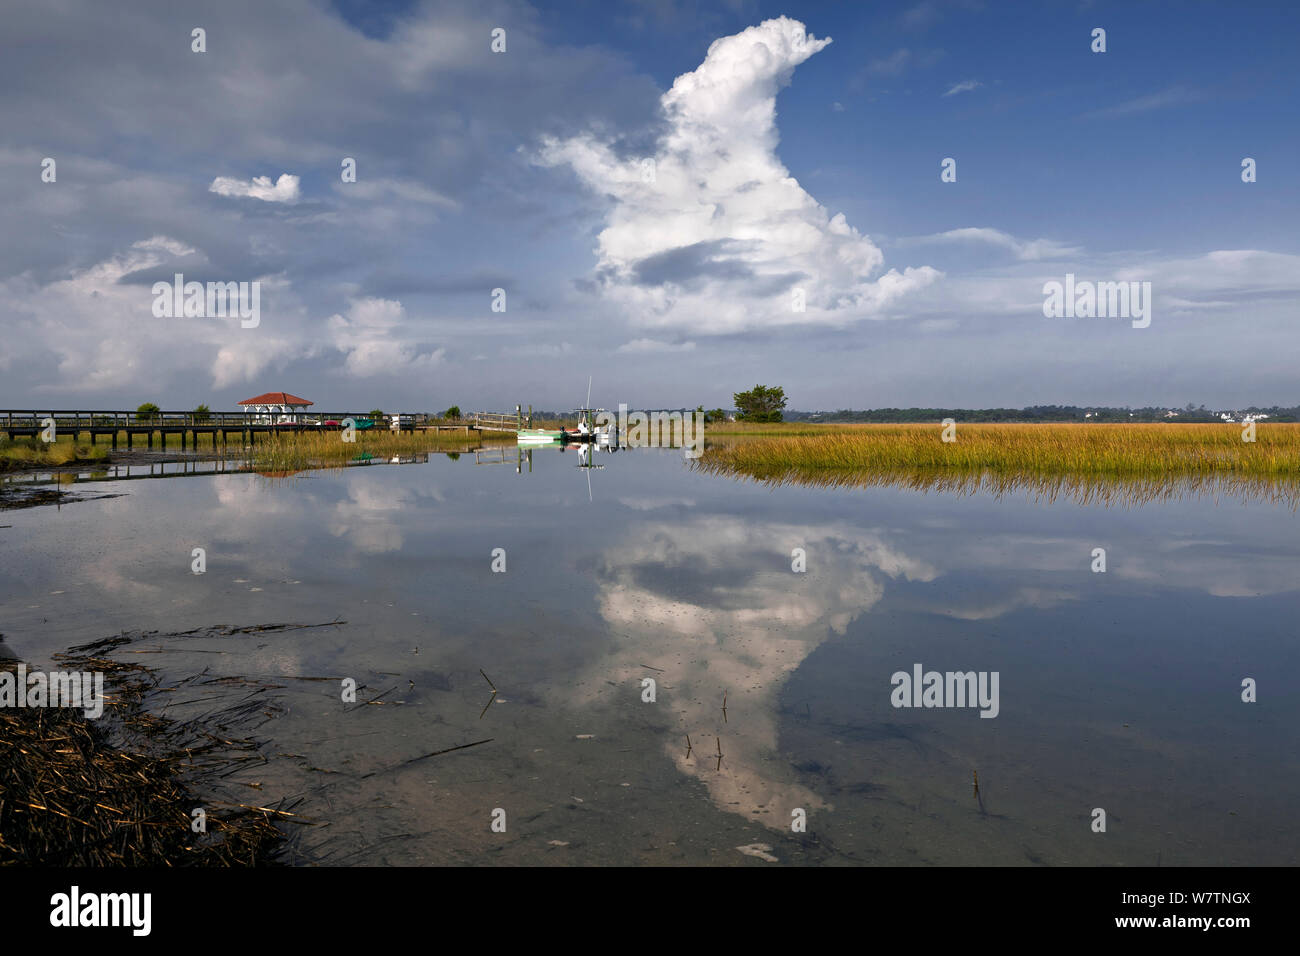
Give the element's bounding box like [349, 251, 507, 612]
[0, 409, 501, 450]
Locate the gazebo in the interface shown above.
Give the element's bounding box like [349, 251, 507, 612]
[237, 391, 313, 423]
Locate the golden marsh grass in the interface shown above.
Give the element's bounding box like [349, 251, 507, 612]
[695, 423, 1300, 507]
[0, 436, 109, 471]
[249, 429, 513, 471]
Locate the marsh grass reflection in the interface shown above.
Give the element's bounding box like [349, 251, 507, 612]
[696, 425, 1300, 508]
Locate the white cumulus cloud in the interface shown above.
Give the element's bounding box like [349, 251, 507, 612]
[209, 173, 301, 203]
[534, 17, 940, 335]
[0, 237, 299, 390]
[326, 297, 444, 376]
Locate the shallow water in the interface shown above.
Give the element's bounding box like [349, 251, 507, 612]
[1, 446, 1297, 865]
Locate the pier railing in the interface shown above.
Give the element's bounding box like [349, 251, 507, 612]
[466, 412, 521, 432]
[0, 410, 449, 429]
[0, 410, 520, 450]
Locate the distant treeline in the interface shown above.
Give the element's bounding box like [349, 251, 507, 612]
[785, 405, 1300, 423]
[522, 405, 1300, 424]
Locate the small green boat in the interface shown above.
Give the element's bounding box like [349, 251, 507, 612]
[517, 429, 565, 444]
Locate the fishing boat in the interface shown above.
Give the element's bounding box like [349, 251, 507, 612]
[515, 379, 618, 447]
[517, 428, 566, 444]
[569, 377, 618, 446]
[515, 421, 602, 444]
[563, 410, 616, 444]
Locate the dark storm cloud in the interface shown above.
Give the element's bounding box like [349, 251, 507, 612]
[632, 239, 758, 286]
[0, 0, 663, 404]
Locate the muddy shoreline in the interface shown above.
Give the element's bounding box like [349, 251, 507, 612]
[0, 631, 304, 866]
[0, 449, 224, 510]
[2, 447, 213, 476]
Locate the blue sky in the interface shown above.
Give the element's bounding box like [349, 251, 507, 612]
[1, 0, 1296, 412]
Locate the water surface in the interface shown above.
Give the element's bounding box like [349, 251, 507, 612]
[1, 446, 1296, 865]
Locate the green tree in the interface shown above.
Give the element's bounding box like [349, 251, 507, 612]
[136, 402, 160, 422]
[368, 408, 385, 421]
[733, 385, 786, 423]
[443, 405, 461, 420]
[192, 403, 211, 422]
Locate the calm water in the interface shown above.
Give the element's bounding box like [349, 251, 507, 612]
[2, 447, 1297, 865]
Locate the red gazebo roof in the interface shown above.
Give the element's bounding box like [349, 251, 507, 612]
[237, 392, 313, 407]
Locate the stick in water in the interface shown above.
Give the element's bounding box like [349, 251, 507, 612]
[361, 738, 494, 779]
